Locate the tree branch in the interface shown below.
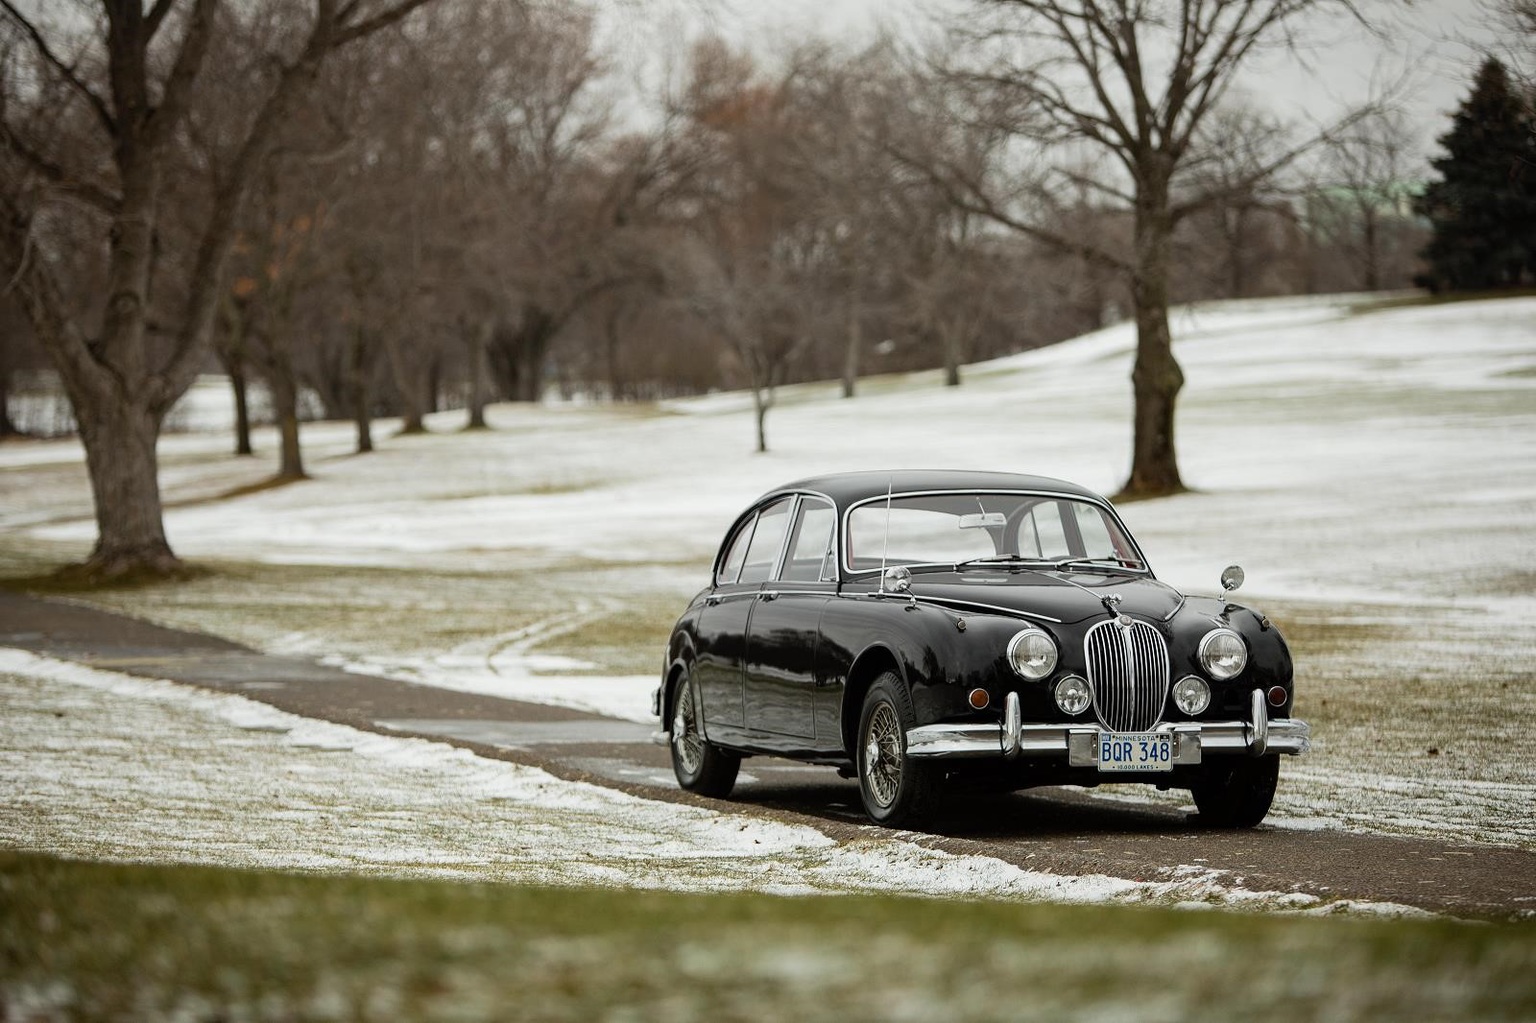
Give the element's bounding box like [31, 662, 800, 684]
[144, 0, 218, 152]
[144, 0, 177, 41]
[0, 122, 121, 213]
[0, 0, 116, 135]
[332, 0, 439, 48]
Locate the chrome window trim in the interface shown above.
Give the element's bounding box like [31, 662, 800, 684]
[777, 494, 838, 584]
[733, 495, 796, 587]
[714, 512, 759, 587]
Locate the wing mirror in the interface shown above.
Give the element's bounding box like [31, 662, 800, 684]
[1220, 564, 1245, 596]
[882, 565, 912, 594]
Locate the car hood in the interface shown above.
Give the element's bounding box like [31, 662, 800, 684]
[911, 572, 1185, 625]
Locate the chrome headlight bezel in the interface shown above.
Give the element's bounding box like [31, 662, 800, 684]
[1198, 628, 1248, 681]
[1172, 674, 1212, 715]
[1054, 674, 1092, 715]
[1007, 626, 1059, 681]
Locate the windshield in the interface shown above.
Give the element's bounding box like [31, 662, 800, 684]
[844, 492, 1145, 574]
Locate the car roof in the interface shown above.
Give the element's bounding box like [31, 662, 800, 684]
[758, 470, 1108, 510]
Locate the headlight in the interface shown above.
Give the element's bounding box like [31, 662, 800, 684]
[1198, 628, 1247, 681]
[1172, 675, 1211, 715]
[1007, 627, 1058, 681]
[1054, 675, 1091, 715]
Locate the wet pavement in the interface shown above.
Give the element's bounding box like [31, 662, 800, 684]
[4, 589, 1534, 918]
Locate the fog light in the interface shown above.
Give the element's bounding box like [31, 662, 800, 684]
[968, 688, 990, 710]
[1173, 675, 1211, 715]
[1054, 675, 1091, 715]
[1267, 685, 1288, 708]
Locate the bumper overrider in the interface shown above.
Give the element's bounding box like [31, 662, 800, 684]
[906, 689, 1310, 764]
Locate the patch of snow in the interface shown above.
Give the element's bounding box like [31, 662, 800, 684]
[0, 649, 1425, 915]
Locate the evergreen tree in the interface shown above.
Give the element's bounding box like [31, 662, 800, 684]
[1415, 57, 1536, 291]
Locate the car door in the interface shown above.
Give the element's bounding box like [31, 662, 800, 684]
[743, 496, 836, 743]
[694, 497, 793, 736]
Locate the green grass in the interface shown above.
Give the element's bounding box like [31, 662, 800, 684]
[0, 543, 701, 674]
[3, 852, 1534, 1022]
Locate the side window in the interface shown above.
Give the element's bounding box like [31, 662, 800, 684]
[716, 517, 755, 585]
[1018, 502, 1070, 559]
[1073, 503, 1116, 560]
[781, 500, 836, 582]
[737, 498, 793, 584]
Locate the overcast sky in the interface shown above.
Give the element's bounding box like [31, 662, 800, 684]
[598, 0, 1510, 164]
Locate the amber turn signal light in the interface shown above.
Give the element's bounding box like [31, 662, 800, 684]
[968, 688, 991, 710]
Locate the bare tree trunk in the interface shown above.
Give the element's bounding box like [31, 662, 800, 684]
[941, 320, 963, 387]
[1122, 179, 1186, 499]
[73, 394, 179, 576]
[385, 332, 427, 434]
[841, 295, 861, 399]
[1361, 206, 1380, 291]
[0, 367, 17, 438]
[464, 320, 489, 430]
[604, 304, 625, 402]
[488, 307, 554, 403]
[350, 326, 374, 453]
[1226, 209, 1248, 298]
[217, 300, 256, 456]
[230, 365, 255, 456]
[268, 368, 306, 480]
[518, 328, 550, 403]
[752, 384, 770, 453]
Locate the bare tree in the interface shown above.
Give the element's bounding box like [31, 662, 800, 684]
[928, 0, 1368, 497]
[1308, 107, 1422, 291]
[0, 0, 438, 580]
[1179, 107, 1300, 298]
[783, 41, 909, 399]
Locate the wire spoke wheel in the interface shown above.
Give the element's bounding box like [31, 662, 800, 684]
[668, 667, 740, 798]
[862, 701, 903, 808]
[672, 681, 705, 776]
[855, 672, 936, 826]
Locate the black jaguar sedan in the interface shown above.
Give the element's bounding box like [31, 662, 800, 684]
[654, 470, 1310, 828]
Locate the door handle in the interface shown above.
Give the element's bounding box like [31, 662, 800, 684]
[760, 591, 779, 602]
[705, 595, 722, 606]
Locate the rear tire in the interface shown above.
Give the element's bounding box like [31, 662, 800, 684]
[856, 672, 938, 828]
[1191, 755, 1279, 828]
[669, 668, 740, 798]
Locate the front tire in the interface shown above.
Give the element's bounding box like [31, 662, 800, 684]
[1191, 754, 1280, 828]
[856, 672, 938, 827]
[669, 668, 740, 798]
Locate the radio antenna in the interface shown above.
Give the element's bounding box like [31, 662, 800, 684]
[878, 475, 893, 592]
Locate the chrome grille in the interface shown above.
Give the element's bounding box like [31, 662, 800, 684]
[1084, 619, 1170, 732]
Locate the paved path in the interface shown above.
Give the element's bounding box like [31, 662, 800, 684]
[4, 590, 1532, 918]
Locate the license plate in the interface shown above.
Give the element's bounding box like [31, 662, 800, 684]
[1097, 732, 1173, 772]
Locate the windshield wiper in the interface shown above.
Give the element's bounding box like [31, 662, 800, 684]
[1052, 556, 1144, 572]
[956, 555, 1144, 573]
[955, 555, 1058, 569]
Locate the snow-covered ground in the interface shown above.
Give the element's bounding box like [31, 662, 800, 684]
[3, 292, 1535, 896]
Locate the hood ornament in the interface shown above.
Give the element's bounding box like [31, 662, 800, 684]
[1101, 593, 1123, 614]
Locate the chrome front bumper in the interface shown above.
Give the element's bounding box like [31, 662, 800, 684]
[906, 689, 1309, 765]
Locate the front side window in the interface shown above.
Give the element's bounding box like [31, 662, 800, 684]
[782, 499, 836, 582]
